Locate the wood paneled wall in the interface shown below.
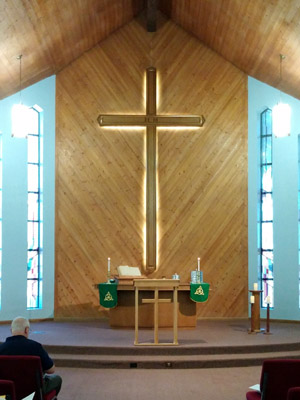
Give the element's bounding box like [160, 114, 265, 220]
[55, 14, 248, 319]
[0, 0, 144, 100]
[159, 0, 300, 101]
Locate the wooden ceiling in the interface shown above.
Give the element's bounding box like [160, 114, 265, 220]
[1, 0, 300, 100]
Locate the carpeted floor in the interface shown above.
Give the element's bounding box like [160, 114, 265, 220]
[0, 318, 299, 399]
[1, 318, 299, 348]
[58, 365, 261, 400]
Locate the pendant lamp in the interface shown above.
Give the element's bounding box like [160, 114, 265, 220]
[11, 55, 29, 138]
[272, 54, 291, 138]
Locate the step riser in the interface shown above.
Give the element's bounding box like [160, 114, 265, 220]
[45, 342, 300, 356]
[55, 355, 300, 369]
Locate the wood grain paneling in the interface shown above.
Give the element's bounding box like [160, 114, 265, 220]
[1, 0, 300, 101]
[0, 0, 144, 100]
[160, 0, 300, 100]
[55, 14, 248, 319]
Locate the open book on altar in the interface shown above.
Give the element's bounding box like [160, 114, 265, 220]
[115, 265, 145, 284]
[117, 265, 142, 277]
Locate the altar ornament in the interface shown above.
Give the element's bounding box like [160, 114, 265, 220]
[191, 257, 203, 283]
[98, 282, 118, 308]
[190, 282, 210, 303]
[107, 257, 111, 282]
[191, 270, 203, 284]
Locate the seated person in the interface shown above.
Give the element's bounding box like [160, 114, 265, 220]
[0, 316, 62, 396]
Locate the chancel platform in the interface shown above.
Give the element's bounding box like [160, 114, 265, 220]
[1, 319, 300, 370]
[109, 281, 197, 328]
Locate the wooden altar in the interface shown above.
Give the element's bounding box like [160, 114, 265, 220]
[109, 281, 197, 328]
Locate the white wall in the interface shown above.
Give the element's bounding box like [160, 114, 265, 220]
[248, 77, 300, 320]
[0, 76, 56, 321]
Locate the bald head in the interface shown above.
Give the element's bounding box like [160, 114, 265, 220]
[11, 317, 30, 337]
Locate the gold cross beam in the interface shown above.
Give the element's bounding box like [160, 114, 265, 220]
[98, 67, 205, 272]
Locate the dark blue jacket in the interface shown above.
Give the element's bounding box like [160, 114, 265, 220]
[0, 335, 53, 372]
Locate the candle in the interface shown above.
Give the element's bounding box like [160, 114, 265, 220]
[253, 283, 258, 291]
[108, 257, 111, 273]
[197, 257, 200, 272]
[250, 295, 255, 304]
[266, 296, 270, 304]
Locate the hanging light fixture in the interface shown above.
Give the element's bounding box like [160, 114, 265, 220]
[272, 54, 291, 138]
[11, 54, 29, 138]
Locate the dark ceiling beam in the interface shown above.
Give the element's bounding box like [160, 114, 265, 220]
[147, 0, 157, 32]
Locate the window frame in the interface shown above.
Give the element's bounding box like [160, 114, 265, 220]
[259, 108, 274, 308]
[27, 107, 43, 309]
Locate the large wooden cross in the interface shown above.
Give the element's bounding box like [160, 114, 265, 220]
[97, 67, 205, 272]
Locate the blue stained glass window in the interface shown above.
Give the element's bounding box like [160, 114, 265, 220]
[27, 107, 43, 309]
[28, 164, 39, 192]
[0, 133, 2, 308]
[298, 135, 300, 307]
[261, 223, 273, 250]
[27, 135, 39, 163]
[262, 251, 274, 279]
[261, 166, 273, 192]
[28, 193, 39, 220]
[260, 109, 274, 308]
[261, 136, 272, 164]
[262, 193, 273, 221]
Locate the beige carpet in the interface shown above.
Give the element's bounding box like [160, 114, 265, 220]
[0, 319, 298, 399]
[58, 365, 261, 400]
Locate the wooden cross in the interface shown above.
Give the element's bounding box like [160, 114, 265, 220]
[134, 279, 180, 345]
[97, 67, 205, 272]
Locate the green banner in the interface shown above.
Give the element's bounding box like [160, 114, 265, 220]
[98, 282, 118, 308]
[190, 283, 210, 303]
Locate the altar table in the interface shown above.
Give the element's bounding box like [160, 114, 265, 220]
[109, 281, 197, 328]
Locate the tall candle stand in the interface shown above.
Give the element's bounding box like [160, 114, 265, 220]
[248, 289, 263, 334]
[264, 301, 272, 335]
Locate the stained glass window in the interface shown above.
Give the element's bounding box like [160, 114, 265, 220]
[0, 132, 2, 308]
[298, 135, 300, 307]
[260, 109, 274, 307]
[27, 107, 43, 309]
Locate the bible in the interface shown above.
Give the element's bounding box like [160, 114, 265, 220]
[115, 265, 145, 285]
[117, 265, 142, 277]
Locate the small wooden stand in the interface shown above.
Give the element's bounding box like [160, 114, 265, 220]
[248, 289, 263, 333]
[134, 279, 180, 346]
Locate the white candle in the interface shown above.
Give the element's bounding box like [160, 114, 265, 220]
[253, 283, 258, 291]
[250, 295, 255, 304]
[197, 257, 200, 272]
[108, 257, 111, 273]
[266, 296, 270, 304]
